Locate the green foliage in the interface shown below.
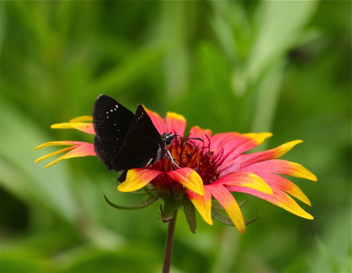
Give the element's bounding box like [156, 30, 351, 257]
[0, 1, 350, 272]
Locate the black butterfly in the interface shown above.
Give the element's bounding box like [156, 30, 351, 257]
[92, 94, 178, 182]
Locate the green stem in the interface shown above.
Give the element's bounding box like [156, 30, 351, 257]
[162, 211, 177, 273]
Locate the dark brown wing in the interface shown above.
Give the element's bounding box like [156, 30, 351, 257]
[111, 105, 164, 172]
[92, 94, 134, 170]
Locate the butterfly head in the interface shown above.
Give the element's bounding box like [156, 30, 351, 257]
[162, 133, 204, 147]
[162, 132, 177, 146]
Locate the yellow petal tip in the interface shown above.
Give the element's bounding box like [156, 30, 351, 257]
[166, 112, 186, 122]
[275, 140, 303, 158]
[69, 116, 93, 122]
[295, 166, 317, 181]
[243, 132, 273, 145]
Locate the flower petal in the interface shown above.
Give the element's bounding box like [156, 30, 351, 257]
[187, 188, 213, 225]
[35, 147, 74, 164]
[143, 108, 187, 136]
[208, 184, 245, 233]
[164, 112, 186, 136]
[167, 168, 205, 196]
[214, 172, 273, 195]
[34, 141, 88, 150]
[254, 173, 311, 206]
[229, 186, 313, 219]
[241, 159, 317, 181]
[189, 126, 212, 146]
[241, 132, 273, 146]
[34, 141, 96, 168]
[118, 168, 162, 192]
[69, 116, 93, 122]
[144, 107, 164, 135]
[233, 140, 303, 169]
[51, 116, 95, 134]
[211, 132, 272, 173]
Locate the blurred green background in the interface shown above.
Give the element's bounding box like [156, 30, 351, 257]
[0, 1, 350, 272]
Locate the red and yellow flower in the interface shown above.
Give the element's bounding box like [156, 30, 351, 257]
[35, 108, 317, 233]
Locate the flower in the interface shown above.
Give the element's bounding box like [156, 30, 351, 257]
[35, 107, 317, 233]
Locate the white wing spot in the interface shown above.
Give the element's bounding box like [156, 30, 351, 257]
[106, 112, 109, 114]
[107, 116, 109, 119]
[110, 109, 113, 112]
[114, 124, 116, 126]
[115, 105, 118, 108]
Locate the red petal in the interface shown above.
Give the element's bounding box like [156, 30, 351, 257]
[187, 187, 212, 225]
[64, 143, 96, 158]
[241, 159, 317, 181]
[232, 140, 303, 169]
[211, 132, 272, 174]
[34, 141, 96, 168]
[208, 184, 245, 233]
[246, 172, 311, 206]
[214, 172, 272, 194]
[144, 108, 164, 135]
[164, 112, 186, 136]
[189, 126, 212, 146]
[229, 186, 313, 219]
[167, 168, 205, 196]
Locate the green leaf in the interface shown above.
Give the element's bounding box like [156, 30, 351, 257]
[182, 198, 197, 233]
[244, 212, 262, 225]
[212, 199, 248, 211]
[212, 208, 262, 226]
[103, 193, 158, 210]
[212, 208, 234, 226]
[160, 197, 177, 222]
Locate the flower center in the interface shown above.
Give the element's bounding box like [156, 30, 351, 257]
[149, 138, 222, 189]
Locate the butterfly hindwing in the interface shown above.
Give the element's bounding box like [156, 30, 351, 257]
[111, 105, 164, 172]
[111, 133, 160, 172]
[93, 94, 134, 170]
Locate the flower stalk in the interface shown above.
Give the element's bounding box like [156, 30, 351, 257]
[162, 211, 177, 273]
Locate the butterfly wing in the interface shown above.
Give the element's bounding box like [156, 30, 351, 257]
[93, 94, 135, 170]
[111, 104, 164, 172]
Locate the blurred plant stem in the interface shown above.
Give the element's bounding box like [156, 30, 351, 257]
[249, 62, 285, 153]
[210, 227, 239, 273]
[162, 211, 177, 273]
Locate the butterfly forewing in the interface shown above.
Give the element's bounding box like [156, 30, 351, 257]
[93, 95, 134, 170]
[125, 105, 162, 143]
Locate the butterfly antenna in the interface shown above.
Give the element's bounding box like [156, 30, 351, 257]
[175, 135, 204, 143]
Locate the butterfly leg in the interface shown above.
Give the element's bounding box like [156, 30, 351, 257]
[165, 149, 180, 168]
[146, 157, 154, 167]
